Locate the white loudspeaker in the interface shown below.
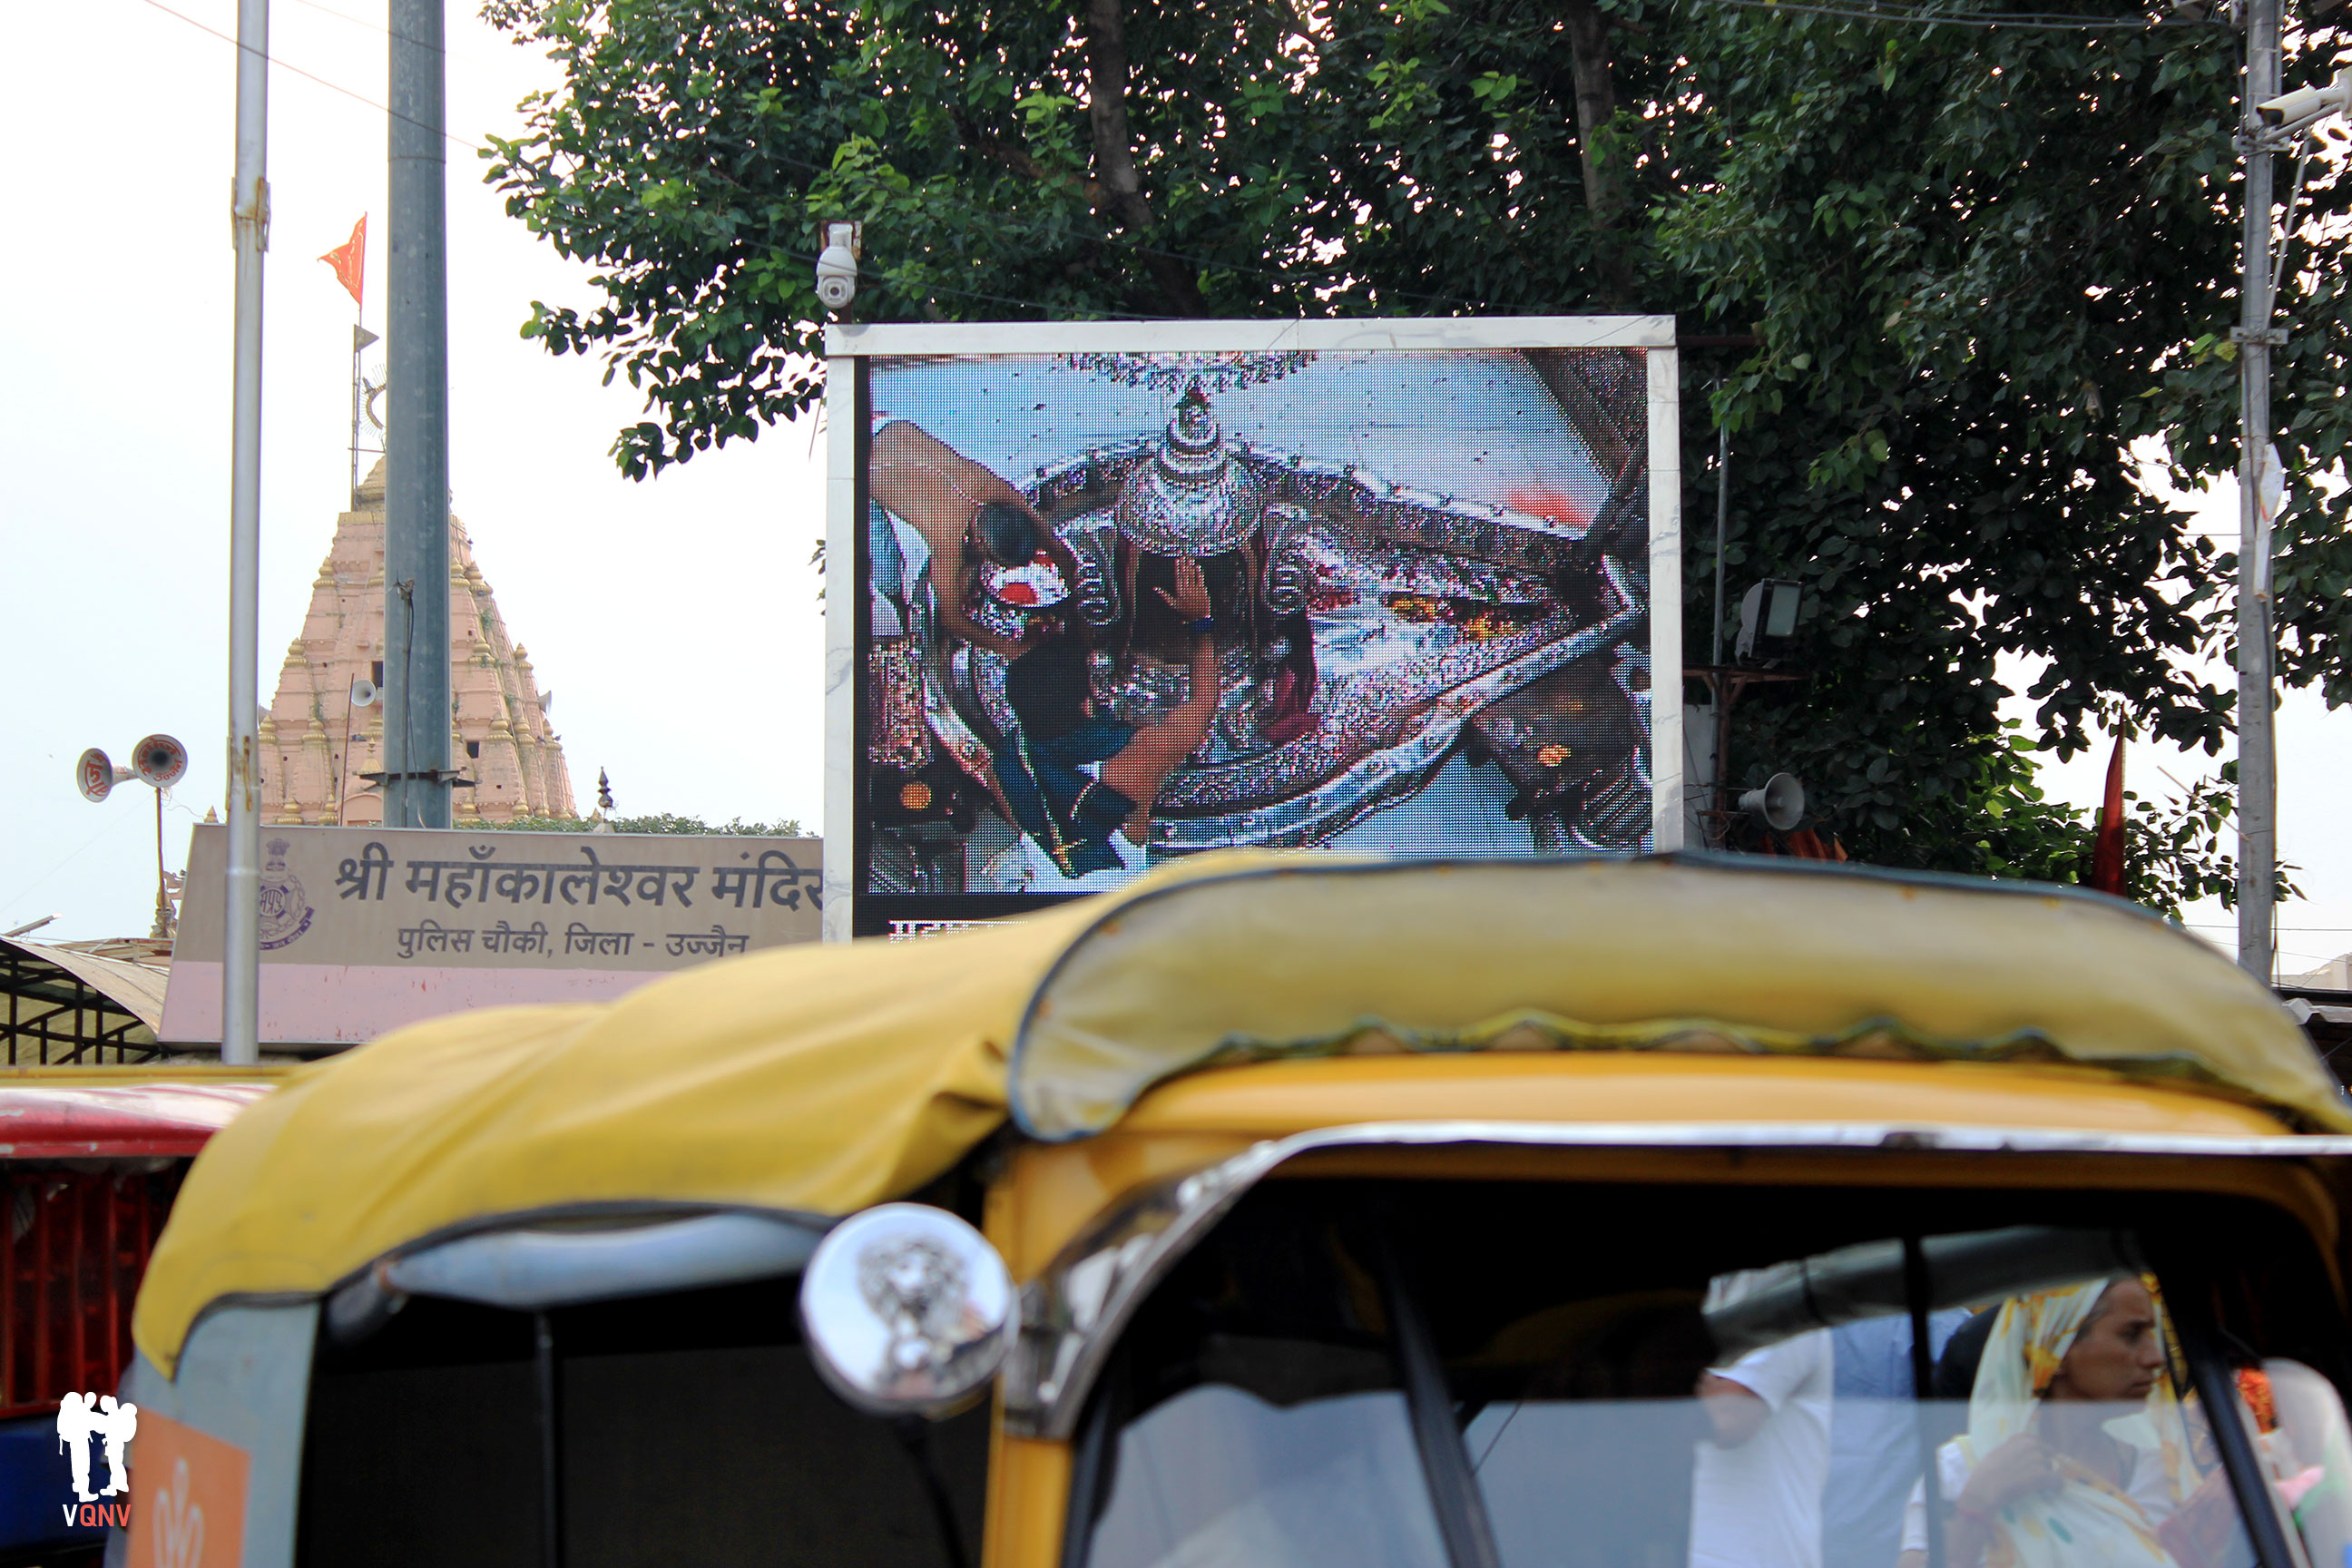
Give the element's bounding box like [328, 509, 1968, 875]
[132, 734, 190, 790]
[350, 677, 381, 708]
[1739, 772, 1805, 833]
[77, 748, 132, 803]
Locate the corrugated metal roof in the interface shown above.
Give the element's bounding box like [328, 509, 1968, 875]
[0, 937, 170, 1032]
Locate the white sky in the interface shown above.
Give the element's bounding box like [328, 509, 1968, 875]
[1998, 466, 2352, 981]
[1, 0, 2343, 975]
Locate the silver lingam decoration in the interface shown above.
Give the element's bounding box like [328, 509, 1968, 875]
[1112, 386, 1265, 557]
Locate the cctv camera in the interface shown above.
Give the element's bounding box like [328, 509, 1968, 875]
[2257, 68, 2351, 130]
[816, 221, 860, 312]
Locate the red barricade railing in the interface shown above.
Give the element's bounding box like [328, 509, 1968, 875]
[0, 1166, 181, 1418]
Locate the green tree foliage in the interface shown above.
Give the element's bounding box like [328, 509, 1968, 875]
[480, 0, 2350, 909]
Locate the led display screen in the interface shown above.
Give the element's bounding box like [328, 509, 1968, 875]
[838, 331, 1674, 936]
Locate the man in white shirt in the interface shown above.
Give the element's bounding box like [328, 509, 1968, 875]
[1690, 1329, 1835, 1568]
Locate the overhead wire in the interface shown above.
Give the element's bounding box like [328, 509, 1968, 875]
[1678, 0, 2210, 28]
[770, 244, 1161, 319]
[144, 0, 2084, 312]
[121, 7, 1189, 321]
[757, 149, 1481, 312]
[119, 0, 1338, 319]
[136, 0, 2218, 328]
[130, 0, 483, 150]
[283, 0, 432, 45]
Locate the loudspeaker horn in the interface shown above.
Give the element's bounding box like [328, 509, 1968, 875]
[132, 734, 190, 790]
[76, 752, 136, 804]
[76, 748, 132, 803]
[1739, 772, 1806, 833]
[350, 677, 380, 708]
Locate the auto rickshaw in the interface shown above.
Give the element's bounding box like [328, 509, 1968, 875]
[0, 1068, 279, 1562]
[115, 854, 2352, 1568]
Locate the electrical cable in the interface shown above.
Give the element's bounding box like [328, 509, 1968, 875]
[2273, 131, 2319, 301]
[761, 147, 1482, 311]
[1680, 0, 2210, 28]
[284, 0, 438, 50]
[0, 813, 142, 918]
[129, 0, 484, 151]
[752, 241, 1155, 318]
[154, 0, 2197, 323]
[123, 0, 1252, 327]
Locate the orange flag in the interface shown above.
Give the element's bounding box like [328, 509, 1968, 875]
[318, 216, 366, 309]
[2086, 734, 2127, 896]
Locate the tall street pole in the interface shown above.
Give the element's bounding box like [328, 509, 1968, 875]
[384, 0, 452, 828]
[222, 0, 269, 1066]
[2237, 0, 2281, 980]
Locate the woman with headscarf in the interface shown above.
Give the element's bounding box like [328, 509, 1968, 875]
[1896, 1276, 2200, 1568]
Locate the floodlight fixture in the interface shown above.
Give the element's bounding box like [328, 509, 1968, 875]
[1735, 580, 1804, 665]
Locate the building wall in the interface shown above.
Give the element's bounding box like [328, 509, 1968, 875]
[258, 461, 577, 826]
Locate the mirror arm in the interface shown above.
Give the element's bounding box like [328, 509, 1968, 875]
[535, 1309, 564, 1568]
[892, 1415, 975, 1568]
[1377, 1235, 1504, 1568]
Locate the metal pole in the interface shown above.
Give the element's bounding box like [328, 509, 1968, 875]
[152, 788, 169, 940]
[349, 315, 364, 511]
[2238, 0, 2280, 980]
[222, 0, 269, 1066]
[1712, 390, 1730, 670]
[384, 0, 451, 829]
[1700, 388, 1731, 845]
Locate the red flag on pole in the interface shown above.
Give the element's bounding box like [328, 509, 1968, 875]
[318, 216, 366, 309]
[2086, 734, 2127, 896]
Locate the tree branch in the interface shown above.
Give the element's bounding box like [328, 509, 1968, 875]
[1561, 0, 1620, 228]
[953, 113, 1110, 209]
[1561, 0, 1631, 307]
[1082, 0, 1208, 315]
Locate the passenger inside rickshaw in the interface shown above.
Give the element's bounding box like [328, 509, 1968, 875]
[1068, 1180, 2352, 1568]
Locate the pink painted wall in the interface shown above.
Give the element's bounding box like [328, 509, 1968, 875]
[160, 962, 661, 1046]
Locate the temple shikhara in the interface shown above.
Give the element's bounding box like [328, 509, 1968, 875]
[259, 459, 578, 825]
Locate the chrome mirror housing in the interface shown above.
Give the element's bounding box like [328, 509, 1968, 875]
[799, 1202, 1017, 1419]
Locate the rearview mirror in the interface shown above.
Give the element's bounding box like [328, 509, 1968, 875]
[799, 1202, 1017, 1419]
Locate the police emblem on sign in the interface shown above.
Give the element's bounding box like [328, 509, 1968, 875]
[257, 837, 314, 951]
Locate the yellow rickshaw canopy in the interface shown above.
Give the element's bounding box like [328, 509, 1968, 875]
[134, 852, 2346, 1376]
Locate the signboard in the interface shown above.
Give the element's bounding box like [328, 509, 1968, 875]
[162, 826, 821, 1045]
[823, 319, 1681, 939]
[122, 1412, 249, 1568]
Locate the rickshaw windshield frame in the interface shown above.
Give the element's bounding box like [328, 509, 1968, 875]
[1054, 1171, 2324, 1568]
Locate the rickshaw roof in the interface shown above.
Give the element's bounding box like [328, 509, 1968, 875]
[0, 1079, 276, 1159]
[134, 852, 2346, 1375]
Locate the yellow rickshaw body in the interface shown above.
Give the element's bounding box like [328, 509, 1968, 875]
[126, 852, 2352, 1568]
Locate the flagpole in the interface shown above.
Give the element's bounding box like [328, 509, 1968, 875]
[223, 0, 269, 1068]
[350, 299, 363, 510]
[321, 219, 370, 512]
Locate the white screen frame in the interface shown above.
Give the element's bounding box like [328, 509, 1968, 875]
[822, 317, 1682, 942]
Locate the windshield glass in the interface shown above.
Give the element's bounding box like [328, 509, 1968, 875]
[1078, 1189, 1448, 1568]
[1072, 1181, 2323, 1568]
